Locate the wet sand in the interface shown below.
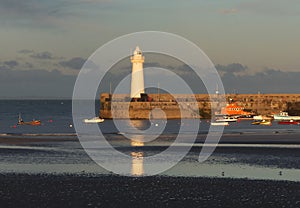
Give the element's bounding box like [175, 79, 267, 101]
[0, 173, 300, 208]
[1, 134, 300, 170]
[0, 136, 76, 145]
[1, 131, 300, 145]
[1, 133, 300, 207]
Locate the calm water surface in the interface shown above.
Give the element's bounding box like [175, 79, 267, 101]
[1, 100, 300, 181]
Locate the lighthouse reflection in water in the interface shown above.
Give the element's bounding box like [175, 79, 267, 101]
[128, 120, 146, 176]
[130, 135, 144, 176]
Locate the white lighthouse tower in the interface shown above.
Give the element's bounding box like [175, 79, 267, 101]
[130, 46, 145, 99]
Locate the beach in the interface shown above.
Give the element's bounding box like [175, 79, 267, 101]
[1, 173, 300, 208]
[1, 133, 300, 207]
[2, 0, 300, 205]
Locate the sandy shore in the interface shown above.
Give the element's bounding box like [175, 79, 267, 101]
[0, 173, 300, 208]
[2, 131, 300, 145]
[1, 133, 300, 207]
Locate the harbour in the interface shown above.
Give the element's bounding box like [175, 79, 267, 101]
[2, 0, 300, 207]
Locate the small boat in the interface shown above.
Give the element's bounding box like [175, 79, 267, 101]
[251, 121, 261, 125]
[253, 115, 272, 120]
[278, 120, 299, 125]
[211, 121, 229, 126]
[17, 114, 41, 126]
[83, 117, 104, 123]
[253, 115, 263, 120]
[251, 120, 271, 126]
[220, 102, 251, 116]
[273, 112, 300, 121]
[215, 116, 237, 122]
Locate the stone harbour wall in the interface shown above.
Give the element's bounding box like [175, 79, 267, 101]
[100, 93, 300, 119]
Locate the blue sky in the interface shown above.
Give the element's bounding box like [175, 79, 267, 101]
[0, 0, 300, 97]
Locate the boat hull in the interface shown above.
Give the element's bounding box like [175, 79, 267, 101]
[83, 117, 104, 123]
[211, 122, 229, 126]
[251, 120, 271, 125]
[215, 118, 237, 122]
[18, 120, 41, 126]
[273, 112, 300, 120]
[278, 121, 299, 125]
[274, 115, 300, 120]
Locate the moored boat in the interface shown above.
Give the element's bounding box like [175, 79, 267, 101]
[251, 120, 271, 126]
[17, 114, 41, 126]
[220, 102, 252, 116]
[83, 117, 104, 123]
[273, 112, 300, 121]
[215, 116, 237, 122]
[253, 115, 272, 120]
[211, 121, 229, 126]
[278, 120, 299, 125]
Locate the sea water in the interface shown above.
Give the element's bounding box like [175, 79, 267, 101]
[1, 100, 300, 135]
[1, 100, 300, 181]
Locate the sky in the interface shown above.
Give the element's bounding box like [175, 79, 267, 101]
[0, 0, 300, 98]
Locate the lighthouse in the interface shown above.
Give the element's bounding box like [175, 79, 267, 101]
[130, 46, 145, 99]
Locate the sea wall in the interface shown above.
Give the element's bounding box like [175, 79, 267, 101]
[100, 101, 201, 119]
[100, 93, 300, 119]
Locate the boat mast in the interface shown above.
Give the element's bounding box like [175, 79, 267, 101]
[18, 113, 22, 123]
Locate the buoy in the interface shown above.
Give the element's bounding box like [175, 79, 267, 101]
[13, 125, 17, 128]
[49, 119, 53, 123]
[155, 123, 158, 127]
[69, 124, 73, 128]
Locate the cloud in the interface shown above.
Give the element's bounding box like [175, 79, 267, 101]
[24, 62, 34, 68]
[0, 60, 19, 70]
[59, 57, 86, 70]
[30, 51, 54, 60]
[1, 57, 300, 98]
[0, 65, 8, 71]
[0, 0, 45, 18]
[0, 0, 69, 15]
[0, 0, 32, 11]
[217, 65, 300, 94]
[18, 49, 34, 54]
[0, 67, 76, 98]
[0, 0, 120, 30]
[3, 60, 19, 68]
[216, 63, 247, 73]
[238, 0, 300, 16]
[219, 8, 238, 14]
[0, 0, 113, 18]
[0, 0, 72, 28]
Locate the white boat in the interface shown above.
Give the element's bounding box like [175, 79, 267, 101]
[215, 116, 237, 122]
[253, 115, 271, 120]
[211, 121, 229, 126]
[273, 112, 300, 121]
[83, 117, 104, 123]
